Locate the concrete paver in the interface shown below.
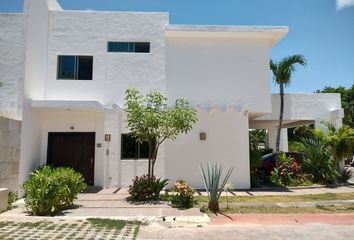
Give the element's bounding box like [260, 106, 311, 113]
[0, 218, 140, 240]
[137, 223, 354, 240]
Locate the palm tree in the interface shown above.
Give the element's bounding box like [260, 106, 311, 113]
[323, 122, 354, 173]
[270, 55, 307, 154]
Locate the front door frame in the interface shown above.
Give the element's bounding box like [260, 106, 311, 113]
[47, 132, 96, 185]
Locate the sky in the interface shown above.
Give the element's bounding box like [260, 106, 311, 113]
[0, 0, 353, 93]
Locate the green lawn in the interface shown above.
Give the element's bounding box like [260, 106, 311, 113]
[180, 192, 354, 203]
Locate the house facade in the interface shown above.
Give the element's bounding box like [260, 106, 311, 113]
[0, 0, 343, 190]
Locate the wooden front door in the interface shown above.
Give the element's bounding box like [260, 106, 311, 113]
[47, 132, 95, 186]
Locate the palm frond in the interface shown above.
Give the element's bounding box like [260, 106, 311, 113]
[270, 55, 307, 86]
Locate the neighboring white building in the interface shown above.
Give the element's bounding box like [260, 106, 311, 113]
[0, 0, 343, 190]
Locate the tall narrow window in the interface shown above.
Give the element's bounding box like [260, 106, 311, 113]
[57, 56, 93, 80]
[107, 42, 150, 53]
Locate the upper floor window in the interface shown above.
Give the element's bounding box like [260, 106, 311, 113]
[57, 56, 93, 80]
[107, 42, 150, 53]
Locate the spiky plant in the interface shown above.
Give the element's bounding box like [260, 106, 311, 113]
[199, 163, 234, 212]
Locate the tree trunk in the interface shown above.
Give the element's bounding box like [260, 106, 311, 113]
[148, 141, 152, 177]
[276, 84, 285, 154]
[208, 201, 220, 213]
[151, 144, 159, 177]
[337, 155, 345, 175]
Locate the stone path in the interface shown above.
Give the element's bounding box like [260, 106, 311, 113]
[0, 219, 140, 240]
[0, 188, 209, 223]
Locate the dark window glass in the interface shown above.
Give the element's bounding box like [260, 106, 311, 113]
[78, 56, 93, 80]
[139, 140, 150, 159]
[121, 134, 137, 159]
[121, 134, 152, 159]
[57, 56, 93, 80]
[108, 42, 150, 53]
[108, 42, 129, 52]
[135, 42, 150, 53]
[58, 56, 75, 79]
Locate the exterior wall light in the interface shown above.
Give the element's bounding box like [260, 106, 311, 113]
[200, 132, 207, 141]
[105, 134, 111, 142]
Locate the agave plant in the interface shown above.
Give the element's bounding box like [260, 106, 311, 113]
[199, 163, 234, 212]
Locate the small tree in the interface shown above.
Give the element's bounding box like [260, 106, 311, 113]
[322, 122, 354, 174]
[125, 88, 197, 177]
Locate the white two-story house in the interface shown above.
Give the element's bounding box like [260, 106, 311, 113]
[0, 0, 343, 190]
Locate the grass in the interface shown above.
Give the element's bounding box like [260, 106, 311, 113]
[87, 218, 141, 230]
[212, 203, 354, 214]
[161, 192, 354, 203]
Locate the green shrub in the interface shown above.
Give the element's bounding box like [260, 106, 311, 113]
[250, 149, 262, 187]
[171, 180, 195, 208]
[301, 136, 338, 184]
[270, 154, 311, 186]
[128, 175, 168, 201]
[7, 192, 18, 210]
[288, 141, 305, 153]
[22, 165, 86, 216]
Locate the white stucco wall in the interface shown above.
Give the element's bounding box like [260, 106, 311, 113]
[0, 117, 21, 192]
[0, 14, 24, 120]
[45, 11, 168, 105]
[165, 108, 250, 189]
[119, 111, 165, 187]
[39, 109, 105, 186]
[12, 0, 292, 190]
[166, 37, 272, 114]
[257, 94, 343, 122]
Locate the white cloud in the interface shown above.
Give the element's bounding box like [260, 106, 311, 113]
[336, 0, 354, 10]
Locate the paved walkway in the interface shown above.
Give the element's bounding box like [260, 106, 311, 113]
[210, 213, 354, 225]
[137, 222, 354, 240]
[0, 188, 209, 223]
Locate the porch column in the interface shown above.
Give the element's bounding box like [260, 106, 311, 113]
[104, 107, 121, 188]
[268, 126, 288, 152]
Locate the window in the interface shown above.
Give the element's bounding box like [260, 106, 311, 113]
[107, 42, 150, 53]
[57, 56, 93, 80]
[121, 134, 153, 159]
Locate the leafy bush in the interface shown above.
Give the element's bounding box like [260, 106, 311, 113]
[7, 192, 17, 210]
[271, 161, 311, 186]
[22, 165, 86, 216]
[301, 136, 338, 184]
[288, 141, 305, 153]
[128, 175, 168, 201]
[171, 180, 195, 208]
[250, 149, 262, 187]
[199, 163, 234, 212]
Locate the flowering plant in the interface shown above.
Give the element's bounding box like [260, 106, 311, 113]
[271, 157, 311, 186]
[171, 180, 195, 208]
[128, 175, 168, 201]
